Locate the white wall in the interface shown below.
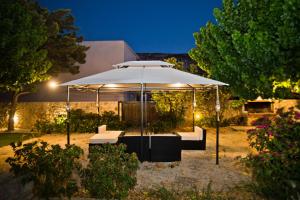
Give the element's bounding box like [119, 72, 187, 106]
[19, 41, 139, 102]
[57, 41, 137, 82]
[124, 41, 138, 62]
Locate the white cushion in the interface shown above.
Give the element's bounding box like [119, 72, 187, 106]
[151, 134, 178, 137]
[98, 125, 107, 134]
[194, 126, 203, 140]
[89, 131, 122, 144]
[177, 126, 203, 141]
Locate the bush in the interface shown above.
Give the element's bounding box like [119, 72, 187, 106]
[6, 141, 83, 199]
[197, 115, 248, 127]
[100, 111, 127, 130]
[196, 115, 230, 128]
[250, 115, 272, 126]
[34, 109, 126, 133]
[227, 115, 247, 126]
[149, 113, 179, 133]
[80, 144, 139, 199]
[243, 108, 300, 200]
[35, 115, 66, 134]
[69, 109, 99, 133]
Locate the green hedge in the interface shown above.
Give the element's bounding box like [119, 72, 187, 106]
[34, 109, 127, 133]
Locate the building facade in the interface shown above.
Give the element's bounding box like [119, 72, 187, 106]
[12, 41, 139, 103]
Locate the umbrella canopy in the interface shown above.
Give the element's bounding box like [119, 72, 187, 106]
[61, 60, 226, 164]
[60, 61, 228, 90]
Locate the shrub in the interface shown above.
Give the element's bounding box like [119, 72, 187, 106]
[35, 115, 66, 134]
[250, 115, 272, 126]
[34, 109, 126, 133]
[100, 111, 127, 130]
[149, 113, 179, 133]
[34, 119, 52, 134]
[69, 109, 99, 133]
[196, 115, 230, 128]
[80, 144, 139, 199]
[243, 108, 300, 200]
[227, 115, 247, 126]
[6, 141, 83, 199]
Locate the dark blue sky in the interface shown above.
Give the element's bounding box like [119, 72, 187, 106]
[38, 0, 222, 53]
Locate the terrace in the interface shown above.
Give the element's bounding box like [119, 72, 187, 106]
[0, 126, 252, 199]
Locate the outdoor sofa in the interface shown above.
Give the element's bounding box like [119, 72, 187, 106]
[177, 126, 206, 150]
[89, 125, 123, 145]
[118, 133, 181, 162]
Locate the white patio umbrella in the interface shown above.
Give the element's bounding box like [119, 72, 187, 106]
[61, 61, 228, 164]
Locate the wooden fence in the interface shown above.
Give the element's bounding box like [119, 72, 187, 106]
[121, 101, 159, 125]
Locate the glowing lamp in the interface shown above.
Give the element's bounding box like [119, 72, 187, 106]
[105, 84, 118, 88]
[13, 114, 19, 124]
[173, 83, 184, 87]
[48, 80, 58, 89]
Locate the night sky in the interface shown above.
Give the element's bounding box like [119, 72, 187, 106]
[38, 0, 222, 53]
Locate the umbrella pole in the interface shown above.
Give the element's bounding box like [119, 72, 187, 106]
[216, 85, 220, 165]
[96, 88, 100, 129]
[144, 85, 147, 134]
[140, 83, 144, 161]
[144, 86, 151, 161]
[192, 88, 196, 132]
[66, 86, 70, 145]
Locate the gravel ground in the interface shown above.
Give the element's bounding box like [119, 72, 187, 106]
[136, 126, 252, 191]
[0, 126, 253, 198]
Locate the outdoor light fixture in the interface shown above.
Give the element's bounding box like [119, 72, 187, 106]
[195, 113, 201, 120]
[172, 83, 184, 87]
[48, 80, 58, 89]
[105, 84, 118, 88]
[13, 114, 19, 124]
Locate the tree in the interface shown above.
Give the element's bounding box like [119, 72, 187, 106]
[42, 8, 88, 75]
[151, 58, 192, 129]
[189, 0, 300, 99]
[0, 0, 88, 131]
[0, 0, 51, 131]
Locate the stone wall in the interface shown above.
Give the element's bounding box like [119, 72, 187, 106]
[273, 99, 300, 112]
[246, 99, 300, 125]
[5, 101, 118, 130]
[0, 99, 299, 130]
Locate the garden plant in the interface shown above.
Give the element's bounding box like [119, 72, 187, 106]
[34, 109, 127, 133]
[80, 144, 139, 199]
[243, 108, 300, 199]
[6, 141, 83, 199]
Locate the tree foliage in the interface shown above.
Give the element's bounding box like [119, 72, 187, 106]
[151, 58, 192, 129]
[0, 0, 88, 130]
[195, 88, 232, 127]
[42, 8, 88, 75]
[189, 0, 300, 99]
[0, 0, 51, 92]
